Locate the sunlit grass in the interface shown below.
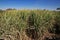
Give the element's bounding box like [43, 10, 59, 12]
[0, 9, 60, 39]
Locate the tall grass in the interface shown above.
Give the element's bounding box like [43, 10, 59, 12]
[0, 9, 60, 40]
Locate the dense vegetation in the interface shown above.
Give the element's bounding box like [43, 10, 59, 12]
[0, 9, 60, 40]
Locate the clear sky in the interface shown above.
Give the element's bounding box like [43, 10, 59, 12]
[0, 0, 60, 10]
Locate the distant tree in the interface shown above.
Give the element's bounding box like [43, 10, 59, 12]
[0, 9, 4, 13]
[43, 9, 46, 11]
[6, 8, 16, 10]
[6, 8, 12, 10]
[56, 8, 60, 10]
[13, 8, 16, 10]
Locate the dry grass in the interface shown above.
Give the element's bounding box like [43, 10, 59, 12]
[0, 9, 60, 40]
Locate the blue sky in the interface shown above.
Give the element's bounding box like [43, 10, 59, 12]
[0, 0, 60, 10]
